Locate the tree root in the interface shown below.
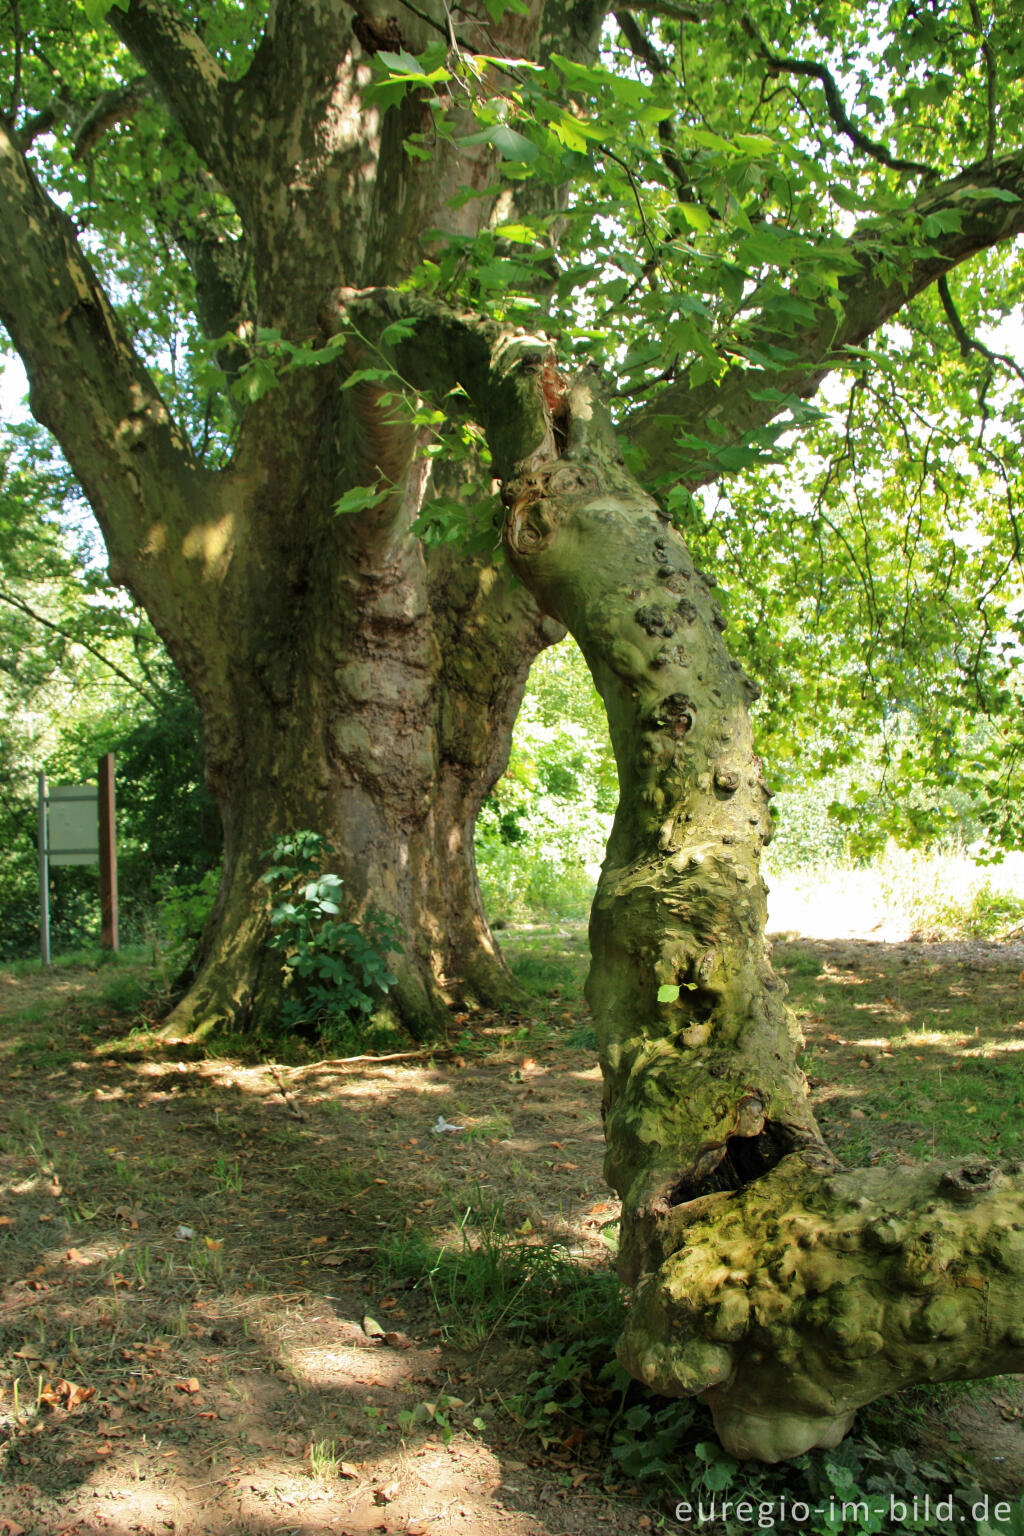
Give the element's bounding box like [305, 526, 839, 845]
[618, 1152, 1024, 1461]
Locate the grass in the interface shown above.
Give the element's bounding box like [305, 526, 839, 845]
[767, 841, 1024, 941]
[377, 1190, 622, 1350]
[3, 889, 1024, 1531]
[779, 940, 1024, 1166]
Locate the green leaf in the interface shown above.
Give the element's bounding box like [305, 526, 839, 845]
[678, 203, 714, 235]
[734, 132, 776, 155]
[489, 125, 540, 163]
[377, 48, 424, 75]
[921, 208, 964, 238]
[657, 983, 680, 1003]
[333, 483, 387, 515]
[340, 367, 394, 391]
[380, 318, 419, 345]
[495, 223, 540, 245]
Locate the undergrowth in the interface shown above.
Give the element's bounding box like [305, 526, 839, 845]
[378, 1194, 1024, 1534]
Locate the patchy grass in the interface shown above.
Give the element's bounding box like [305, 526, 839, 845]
[1, 932, 1023, 1535]
[781, 938, 1024, 1166]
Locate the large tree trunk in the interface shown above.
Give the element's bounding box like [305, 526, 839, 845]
[162, 506, 559, 1040]
[501, 369, 1024, 1463]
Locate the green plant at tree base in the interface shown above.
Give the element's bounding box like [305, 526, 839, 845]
[516, 1328, 1024, 1533]
[260, 831, 401, 1052]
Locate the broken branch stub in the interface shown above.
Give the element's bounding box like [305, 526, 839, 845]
[500, 366, 1024, 1463]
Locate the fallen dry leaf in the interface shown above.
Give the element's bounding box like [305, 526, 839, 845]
[40, 1379, 95, 1412]
[362, 1315, 385, 1339]
[60, 1379, 96, 1410]
[374, 1481, 400, 1504]
[384, 1331, 414, 1350]
[174, 1377, 201, 1395]
[0, 1215, 14, 1227]
[339, 1461, 361, 1479]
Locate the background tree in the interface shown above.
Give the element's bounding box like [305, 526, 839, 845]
[0, 422, 217, 956]
[1, 1, 1021, 1037]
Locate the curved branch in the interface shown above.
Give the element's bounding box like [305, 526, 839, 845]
[967, 0, 998, 165]
[739, 9, 936, 178]
[0, 117, 224, 664]
[613, 10, 719, 217]
[626, 152, 1024, 485]
[937, 273, 1024, 385]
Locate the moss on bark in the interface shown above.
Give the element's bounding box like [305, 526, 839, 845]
[499, 367, 1024, 1462]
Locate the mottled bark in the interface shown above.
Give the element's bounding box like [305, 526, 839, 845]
[497, 366, 1024, 1463]
[161, 500, 558, 1040]
[0, 2, 568, 1041]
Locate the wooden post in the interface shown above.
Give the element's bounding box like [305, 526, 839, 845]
[98, 753, 119, 952]
[38, 770, 50, 966]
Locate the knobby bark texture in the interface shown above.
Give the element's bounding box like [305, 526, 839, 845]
[495, 365, 1024, 1462]
[6, 0, 1024, 1460]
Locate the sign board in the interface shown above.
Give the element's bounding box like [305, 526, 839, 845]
[47, 785, 99, 866]
[37, 757, 119, 964]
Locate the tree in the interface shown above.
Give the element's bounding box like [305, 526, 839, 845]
[0, 422, 202, 954]
[2, 0, 1024, 1460]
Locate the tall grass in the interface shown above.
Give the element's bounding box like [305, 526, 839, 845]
[765, 840, 1024, 941]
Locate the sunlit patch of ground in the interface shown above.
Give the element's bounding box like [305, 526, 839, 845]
[2, 928, 1024, 1532]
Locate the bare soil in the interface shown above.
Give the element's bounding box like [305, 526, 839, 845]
[1, 931, 1023, 1535]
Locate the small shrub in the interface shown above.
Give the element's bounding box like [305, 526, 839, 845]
[260, 830, 401, 1051]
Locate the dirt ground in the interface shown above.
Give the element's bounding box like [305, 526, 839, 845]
[1, 930, 1023, 1535]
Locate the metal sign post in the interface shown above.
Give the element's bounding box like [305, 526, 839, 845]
[37, 758, 119, 964]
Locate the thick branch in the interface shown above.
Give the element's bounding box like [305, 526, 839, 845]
[105, 0, 235, 192]
[495, 360, 1024, 1463]
[0, 119, 224, 664]
[323, 288, 556, 478]
[627, 152, 1024, 485]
